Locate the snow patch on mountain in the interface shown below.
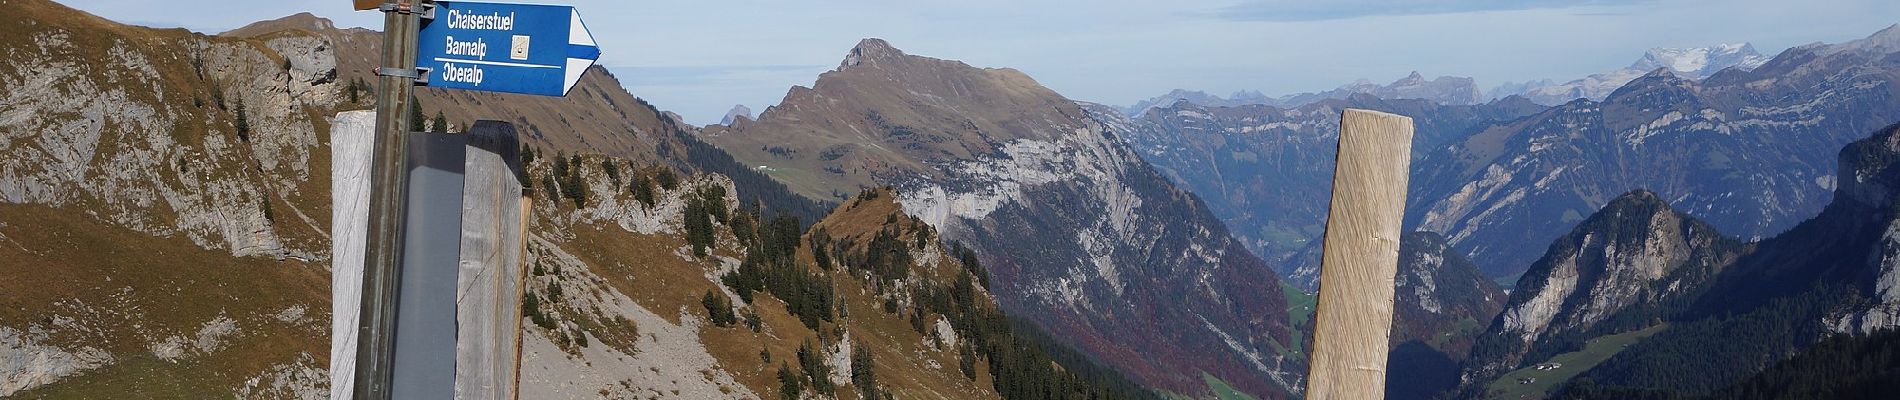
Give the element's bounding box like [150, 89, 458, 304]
[1493, 43, 1767, 105]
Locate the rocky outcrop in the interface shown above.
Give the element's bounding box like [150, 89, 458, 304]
[1386, 231, 1506, 400]
[1823, 122, 1900, 334]
[1392, 232, 1504, 350]
[0, 12, 334, 261]
[1, 1, 342, 393]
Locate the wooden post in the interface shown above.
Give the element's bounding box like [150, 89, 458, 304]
[454, 122, 527, 400]
[1304, 108, 1414, 400]
[329, 110, 377, 400]
[511, 194, 531, 400]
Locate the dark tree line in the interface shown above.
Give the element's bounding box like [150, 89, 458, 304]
[683, 184, 728, 258]
[547, 152, 588, 208]
[701, 289, 737, 327]
[1556, 328, 1900, 400]
[719, 211, 836, 331]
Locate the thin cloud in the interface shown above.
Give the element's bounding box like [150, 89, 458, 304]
[1211, 0, 1652, 22]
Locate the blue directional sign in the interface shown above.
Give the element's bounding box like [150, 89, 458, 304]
[416, 1, 599, 97]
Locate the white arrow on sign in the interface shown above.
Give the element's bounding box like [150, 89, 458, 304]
[562, 8, 596, 95]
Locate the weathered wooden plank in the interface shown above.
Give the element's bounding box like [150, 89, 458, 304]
[455, 121, 526, 400]
[1304, 108, 1415, 400]
[329, 110, 376, 400]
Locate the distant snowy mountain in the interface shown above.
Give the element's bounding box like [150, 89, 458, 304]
[1492, 43, 1768, 105]
[1629, 43, 1768, 77]
[1121, 89, 1271, 116]
[1294, 72, 1484, 107]
[1124, 72, 1483, 116]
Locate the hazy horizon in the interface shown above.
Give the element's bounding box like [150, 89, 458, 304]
[56, 0, 1900, 125]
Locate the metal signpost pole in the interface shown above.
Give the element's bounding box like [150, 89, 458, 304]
[356, 1, 425, 399]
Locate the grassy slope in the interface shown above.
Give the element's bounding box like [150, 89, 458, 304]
[0, 204, 329, 398]
[1483, 324, 1669, 399]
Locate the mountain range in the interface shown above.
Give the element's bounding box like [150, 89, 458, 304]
[1130, 43, 1771, 118]
[1107, 95, 1544, 287]
[1489, 43, 1770, 106]
[6, 0, 1900, 398]
[1122, 72, 1485, 117]
[1411, 25, 1900, 278]
[1115, 24, 1900, 287]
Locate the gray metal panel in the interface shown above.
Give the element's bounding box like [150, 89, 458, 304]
[392, 132, 469, 400]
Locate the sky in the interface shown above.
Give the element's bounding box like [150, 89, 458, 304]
[57, 0, 1900, 125]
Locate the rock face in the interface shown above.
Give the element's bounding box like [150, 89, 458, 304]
[1410, 26, 1900, 279]
[1393, 232, 1506, 349]
[1492, 42, 1769, 105]
[1818, 121, 1900, 335]
[0, 1, 348, 395]
[1108, 95, 1545, 288]
[1385, 231, 1506, 400]
[706, 39, 1300, 398]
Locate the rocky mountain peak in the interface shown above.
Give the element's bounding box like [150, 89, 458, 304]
[1461, 188, 1745, 386]
[1496, 188, 1720, 340]
[1600, 68, 1695, 109]
[221, 12, 336, 37]
[1121, 89, 1272, 116]
[1397, 71, 1427, 84]
[840, 38, 905, 69]
[719, 104, 753, 126]
[1629, 43, 1767, 77]
[1827, 23, 1900, 56]
[1601, 189, 1669, 213]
